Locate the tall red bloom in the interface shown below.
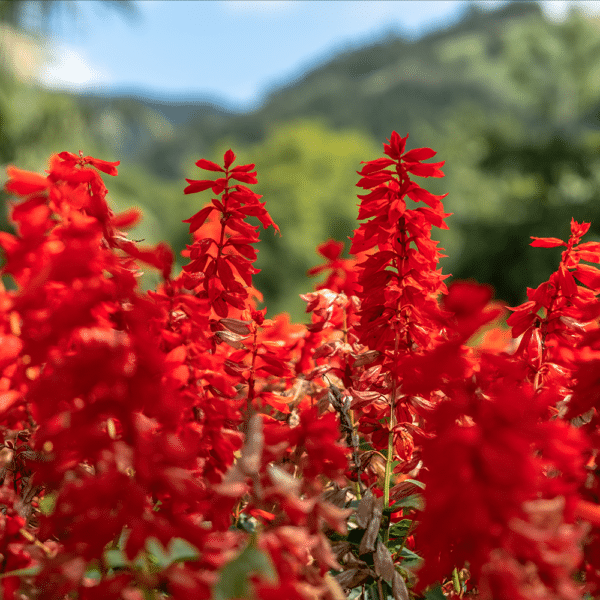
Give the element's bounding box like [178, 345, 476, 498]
[182, 149, 279, 318]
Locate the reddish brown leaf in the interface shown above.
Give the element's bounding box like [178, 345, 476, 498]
[219, 318, 252, 335]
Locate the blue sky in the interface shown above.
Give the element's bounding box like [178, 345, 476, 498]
[36, 0, 600, 111]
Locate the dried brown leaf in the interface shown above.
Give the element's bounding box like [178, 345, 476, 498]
[219, 318, 252, 335]
[322, 485, 350, 508]
[340, 551, 369, 569]
[330, 541, 352, 561]
[335, 567, 373, 590]
[392, 571, 410, 600]
[239, 414, 263, 475]
[359, 496, 383, 555]
[313, 342, 339, 359]
[351, 350, 380, 367]
[374, 539, 395, 583]
[356, 488, 375, 529]
[214, 330, 248, 349]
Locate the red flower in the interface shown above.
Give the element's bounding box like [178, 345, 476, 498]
[182, 149, 279, 318]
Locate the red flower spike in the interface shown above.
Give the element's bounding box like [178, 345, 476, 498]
[508, 219, 600, 394]
[181, 150, 279, 318]
[350, 131, 449, 360]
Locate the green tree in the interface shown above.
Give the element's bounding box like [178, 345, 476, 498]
[460, 9, 600, 304]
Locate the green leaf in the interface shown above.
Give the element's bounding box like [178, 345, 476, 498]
[167, 537, 200, 563]
[0, 565, 42, 578]
[145, 537, 200, 569]
[39, 492, 56, 516]
[214, 543, 277, 600]
[363, 581, 381, 600]
[423, 584, 446, 600]
[146, 537, 171, 569]
[403, 479, 425, 489]
[84, 566, 102, 583]
[385, 494, 424, 514]
[388, 519, 412, 540]
[387, 538, 404, 555]
[104, 548, 128, 569]
[398, 547, 423, 568]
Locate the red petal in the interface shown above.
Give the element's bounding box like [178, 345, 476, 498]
[5, 167, 48, 195]
[211, 178, 228, 195]
[183, 205, 214, 233]
[576, 241, 600, 252]
[223, 149, 236, 169]
[112, 208, 142, 228]
[0, 390, 20, 415]
[405, 161, 445, 178]
[571, 219, 590, 238]
[358, 158, 395, 175]
[407, 184, 448, 209]
[229, 171, 258, 184]
[86, 156, 120, 175]
[402, 147, 437, 162]
[384, 131, 408, 159]
[576, 250, 600, 263]
[356, 172, 393, 189]
[195, 159, 224, 172]
[558, 264, 577, 296]
[57, 151, 78, 162]
[575, 500, 600, 526]
[231, 163, 256, 173]
[574, 264, 600, 290]
[317, 239, 344, 260]
[184, 179, 215, 194]
[530, 237, 566, 248]
[0, 335, 22, 368]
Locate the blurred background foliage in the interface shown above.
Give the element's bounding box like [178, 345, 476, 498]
[2, 0, 600, 320]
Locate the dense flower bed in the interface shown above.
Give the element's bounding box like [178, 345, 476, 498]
[0, 133, 598, 599]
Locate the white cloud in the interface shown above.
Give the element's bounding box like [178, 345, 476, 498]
[37, 42, 111, 91]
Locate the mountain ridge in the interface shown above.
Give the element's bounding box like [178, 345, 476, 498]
[69, 0, 546, 180]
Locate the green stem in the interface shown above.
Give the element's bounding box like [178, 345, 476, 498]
[452, 567, 461, 595]
[383, 427, 393, 545]
[383, 334, 400, 544]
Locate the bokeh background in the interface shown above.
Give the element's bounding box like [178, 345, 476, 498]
[2, 0, 600, 321]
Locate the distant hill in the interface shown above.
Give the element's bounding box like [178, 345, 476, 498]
[73, 1, 547, 180]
